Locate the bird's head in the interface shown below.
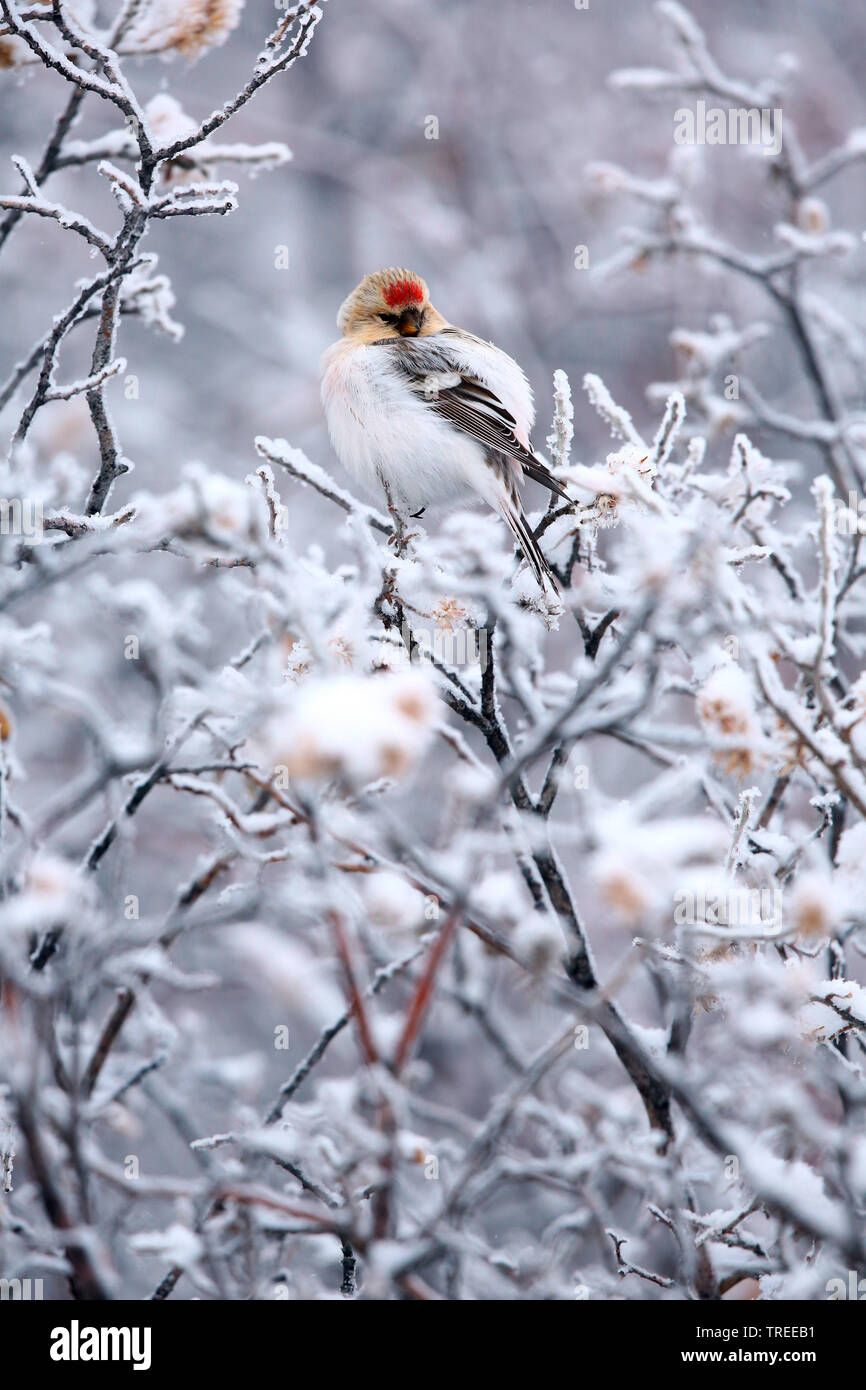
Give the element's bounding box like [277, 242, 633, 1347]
[337, 268, 442, 340]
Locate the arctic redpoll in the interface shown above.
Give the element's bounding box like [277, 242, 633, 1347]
[320, 268, 570, 587]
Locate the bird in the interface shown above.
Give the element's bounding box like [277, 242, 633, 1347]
[320, 267, 571, 588]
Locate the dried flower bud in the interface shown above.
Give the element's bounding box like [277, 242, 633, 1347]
[130, 0, 245, 61]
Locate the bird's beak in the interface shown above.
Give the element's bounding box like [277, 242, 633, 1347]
[397, 308, 422, 336]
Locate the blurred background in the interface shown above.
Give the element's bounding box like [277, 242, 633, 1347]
[3, 0, 866, 526]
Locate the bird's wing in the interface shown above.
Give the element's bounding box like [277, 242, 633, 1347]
[376, 332, 571, 503]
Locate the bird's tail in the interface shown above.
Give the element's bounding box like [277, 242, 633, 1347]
[498, 499, 559, 592]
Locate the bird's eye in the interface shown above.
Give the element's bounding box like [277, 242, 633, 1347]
[378, 313, 392, 322]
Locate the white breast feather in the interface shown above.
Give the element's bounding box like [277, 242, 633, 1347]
[320, 333, 535, 513]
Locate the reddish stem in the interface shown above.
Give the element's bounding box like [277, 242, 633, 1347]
[393, 907, 461, 1076]
[329, 909, 379, 1066]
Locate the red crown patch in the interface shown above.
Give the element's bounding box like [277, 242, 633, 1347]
[382, 278, 424, 307]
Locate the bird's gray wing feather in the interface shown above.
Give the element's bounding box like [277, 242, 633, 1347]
[376, 334, 571, 503]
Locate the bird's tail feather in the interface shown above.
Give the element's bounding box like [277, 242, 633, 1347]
[498, 501, 559, 592]
[523, 454, 572, 502]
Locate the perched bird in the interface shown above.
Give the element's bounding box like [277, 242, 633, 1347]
[320, 267, 570, 587]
